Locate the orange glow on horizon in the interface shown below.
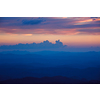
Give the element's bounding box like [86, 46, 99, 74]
[0, 34, 100, 47]
[24, 34, 33, 36]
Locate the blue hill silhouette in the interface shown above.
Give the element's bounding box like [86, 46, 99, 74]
[0, 76, 100, 84]
[0, 51, 100, 83]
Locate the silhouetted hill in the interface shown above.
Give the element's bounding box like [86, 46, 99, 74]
[0, 50, 31, 54]
[0, 76, 100, 84]
[0, 51, 100, 81]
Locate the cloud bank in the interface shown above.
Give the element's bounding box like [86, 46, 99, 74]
[0, 40, 67, 49]
[0, 17, 100, 35]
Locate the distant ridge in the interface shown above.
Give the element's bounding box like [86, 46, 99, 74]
[0, 76, 100, 84]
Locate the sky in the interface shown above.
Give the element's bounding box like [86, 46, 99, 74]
[0, 17, 100, 47]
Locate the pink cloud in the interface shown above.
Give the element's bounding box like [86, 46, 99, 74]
[0, 17, 100, 35]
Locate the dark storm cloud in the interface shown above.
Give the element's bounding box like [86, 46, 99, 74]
[22, 19, 44, 25]
[90, 17, 99, 19]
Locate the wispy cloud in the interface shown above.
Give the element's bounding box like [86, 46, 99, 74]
[0, 17, 100, 35]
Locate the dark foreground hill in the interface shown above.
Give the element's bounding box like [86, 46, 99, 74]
[0, 76, 100, 84]
[0, 51, 100, 81]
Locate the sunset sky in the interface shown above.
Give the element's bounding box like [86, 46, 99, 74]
[0, 17, 100, 47]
